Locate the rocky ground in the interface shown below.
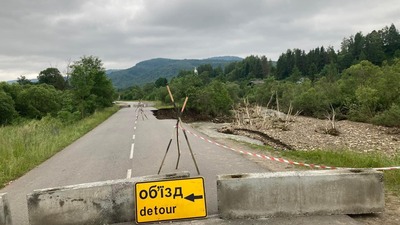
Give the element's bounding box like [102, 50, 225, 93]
[227, 107, 400, 156]
[154, 107, 400, 224]
[187, 107, 400, 225]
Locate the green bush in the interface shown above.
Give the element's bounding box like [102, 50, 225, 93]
[15, 84, 61, 119]
[372, 104, 400, 127]
[0, 91, 17, 125]
[196, 81, 233, 116]
[57, 110, 81, 124]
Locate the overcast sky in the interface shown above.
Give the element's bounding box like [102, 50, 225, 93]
[1, 0, 399, 81]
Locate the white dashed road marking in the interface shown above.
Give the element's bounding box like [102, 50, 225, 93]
[130, 143, 135, 159]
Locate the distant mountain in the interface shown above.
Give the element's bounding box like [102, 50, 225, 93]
[107, 56, 242, 89]
[206, 56, 243, 61]
[6, 78, 38, 84]
[105, 69, 121, 74]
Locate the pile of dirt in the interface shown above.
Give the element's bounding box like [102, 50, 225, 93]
[216, 107, 400, 225]
[154, 106, 400, 156]
[224, 107, 400, 157]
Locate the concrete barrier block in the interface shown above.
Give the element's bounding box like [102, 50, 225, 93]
[27, 172, 189, 225]
[0, 193, 12, 225]
[217, 169, 384, 219]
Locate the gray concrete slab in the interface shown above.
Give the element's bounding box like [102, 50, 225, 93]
[217, 170, 384, 219]
[0, 193, 12, 225]
[27, 172, 189, 225]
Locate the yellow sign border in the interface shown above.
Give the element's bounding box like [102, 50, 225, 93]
[135, 177, 207, 223]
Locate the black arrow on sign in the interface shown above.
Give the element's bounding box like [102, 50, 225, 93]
[184, 193, 203, 202]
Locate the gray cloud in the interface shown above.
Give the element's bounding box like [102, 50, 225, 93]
[0, 0, 399, 81]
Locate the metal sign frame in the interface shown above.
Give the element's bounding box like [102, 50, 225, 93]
[157, 85, 200, 175]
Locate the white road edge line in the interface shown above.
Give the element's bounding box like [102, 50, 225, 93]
[126, 169, 132, 179]
[130, 143, 135, 159]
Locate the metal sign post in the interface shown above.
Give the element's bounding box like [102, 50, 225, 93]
[158, 86, 200, 175]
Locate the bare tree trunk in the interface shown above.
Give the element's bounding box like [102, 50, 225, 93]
[275, 91, 280, 112]
[266, 92, 274, 109]
[244, 98, 252, 126]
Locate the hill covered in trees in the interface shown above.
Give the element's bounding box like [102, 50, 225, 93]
[123, 24, 400, 127]
[107, 56, 243, 89]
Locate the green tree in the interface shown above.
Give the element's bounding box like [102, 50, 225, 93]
[382, 24, 400, 58]
[307, 63, 318, 81]
[0, 90, 17, 124]
[38, 68, 66, 90]
[197, 64, 213, 75]
[372, 104, 400, 127]
[364, 30, 386, 65]
[130, 86, 144, 100]
[0, 82, 21, 100]
[15, 84, 61, 119]
[169, 74, 203, 103]
[375, 58, 400, 110]
[350, 86, 380, 121]
[352, 32, 365, 63]
[287, 66, 302, 82]
[17, 75, 33, 85]
[57, 90, 80, 123]
[293, 86, 328, 117]
[339, 60, 382, 101]
[155, 77, 168, 88]
[197, 81, 233, 116]
[69, 56, 115, 118]
[276, 51, 290, 80]
[91, 67, 115, 108]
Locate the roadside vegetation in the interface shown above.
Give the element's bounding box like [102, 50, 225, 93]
[118, 24, 400, 194]
[120, 24, 400, 128]
[248, 143, 400, 194]
[151, 101, 175, 110]
[0, 107, 118, 188]
[0, 55, 117, 188]
[0, 56, 116, 126]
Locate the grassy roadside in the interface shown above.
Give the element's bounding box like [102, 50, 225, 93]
[247, 143, 400, 194]
[152, 100, 174, 109]
[0, 106, 119, 188]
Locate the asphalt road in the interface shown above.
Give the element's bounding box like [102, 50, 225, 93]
[1, 103, 267, 225]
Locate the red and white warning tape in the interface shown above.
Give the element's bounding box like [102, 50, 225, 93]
[179, 126, 400, 171]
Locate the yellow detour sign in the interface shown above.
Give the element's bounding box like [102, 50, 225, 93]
[135, 177, 207, 223]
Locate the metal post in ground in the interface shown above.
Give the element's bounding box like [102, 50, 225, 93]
[157, 87, 200, 175]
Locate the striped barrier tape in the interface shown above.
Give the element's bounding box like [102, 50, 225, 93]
[179, 125, 400, 172]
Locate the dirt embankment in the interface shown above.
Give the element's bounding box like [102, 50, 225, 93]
[221, 107, 400, 157]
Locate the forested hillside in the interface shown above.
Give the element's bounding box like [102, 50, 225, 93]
[276, 24, 400, 80]
[124, 24, 400, 127]
[107, 56, 242, 89]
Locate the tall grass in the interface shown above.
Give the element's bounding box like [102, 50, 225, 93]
[0, 106, 119, 188]
[152, 101, 175, 109]
[280, 150, 400, 193]
[248, 143, 400, 194]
